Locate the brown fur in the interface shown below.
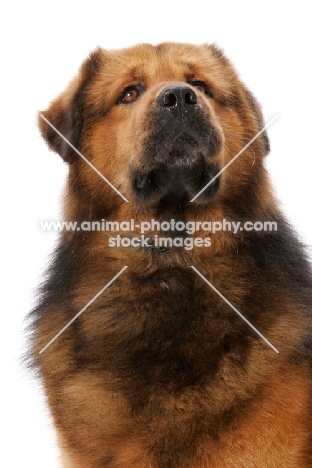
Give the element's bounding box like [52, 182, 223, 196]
[30, 43, 312, 467]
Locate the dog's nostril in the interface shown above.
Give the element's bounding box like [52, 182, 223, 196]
[163, 92, 177, 107]
[185, 91, 197, 105]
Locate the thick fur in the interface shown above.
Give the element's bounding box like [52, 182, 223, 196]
[30, 43, 312, 467]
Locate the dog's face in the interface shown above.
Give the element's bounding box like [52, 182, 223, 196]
[40, 43, 270, 215]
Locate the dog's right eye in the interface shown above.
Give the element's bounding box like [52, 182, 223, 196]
[189, 80, 213, 98]
[118, 86, 141, 104]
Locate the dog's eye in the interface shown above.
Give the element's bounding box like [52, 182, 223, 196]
[119, 86, 141, 104]
[189, 81, 212, 97]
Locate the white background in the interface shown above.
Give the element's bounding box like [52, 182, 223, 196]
[1, 1, 311, 466]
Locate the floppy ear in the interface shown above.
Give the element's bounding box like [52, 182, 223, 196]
[207, 44, 270, 156]
[244, 88, 270, 155]
[38, 49, 102, 163]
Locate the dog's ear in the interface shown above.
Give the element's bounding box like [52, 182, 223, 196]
[243, 88, 270, 155]
[207, 44, 270, 156]
[38, 49, 103, 163]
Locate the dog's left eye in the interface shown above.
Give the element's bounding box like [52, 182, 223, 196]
[189, 81, 212, 97]
[118, 86, 142, 104]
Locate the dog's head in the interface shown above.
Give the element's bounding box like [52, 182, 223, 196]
[39, 43, 270, 215]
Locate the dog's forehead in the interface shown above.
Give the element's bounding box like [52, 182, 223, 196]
[99, 43, 234, 87]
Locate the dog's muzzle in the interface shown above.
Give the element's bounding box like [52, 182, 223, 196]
[131, 84, 222, 206]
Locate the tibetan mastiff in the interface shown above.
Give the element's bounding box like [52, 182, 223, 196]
[30, 43, 312, 467]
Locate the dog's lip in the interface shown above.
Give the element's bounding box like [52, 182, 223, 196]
[173, 133, 199, 147]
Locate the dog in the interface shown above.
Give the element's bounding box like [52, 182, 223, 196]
[30, 42, 312, 467]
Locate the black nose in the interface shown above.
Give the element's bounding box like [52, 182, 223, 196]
[157, 84, 198, 109]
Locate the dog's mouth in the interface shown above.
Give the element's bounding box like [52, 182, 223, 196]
[132, 157, 221, 206]
[171, 134, 199, 149]
[132, 131, 221, 206]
